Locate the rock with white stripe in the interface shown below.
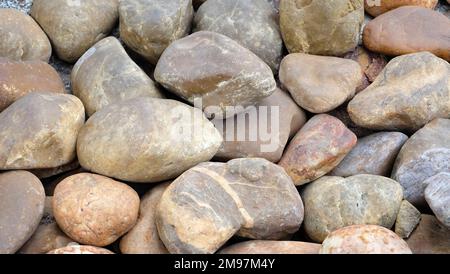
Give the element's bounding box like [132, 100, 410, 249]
[156, 158, 304, 254]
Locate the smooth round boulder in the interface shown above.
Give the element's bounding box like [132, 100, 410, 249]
[77, 98, 222, 183]
[219, 240, 321, 254]
[280, 0, 364, 56]
[0, 58, 65, 112]
[53, 173, 140, 246]
[320, 225, 412, 254]
[154, 31, 276, 118]
[0, 8, 51, 62]
[406, 214, 450, 254]
[363, 7, 450, 61]
[48, 244, 114, 254]
[0, 171, 45, 254]
[194, 0, 283, 71]
[302, 175, 403, 243]
[424, 173, 450, 228]
[279, 53, 362, 113]
[392, 118, 450, 206]
[279, 114, 357, 186]
[31, 0, 119, 63]
[0, 92, 85, 170]
[156, 158, 304, 254]
[119, 0, 193, 65]
[364, 0, 438, 17]
[348, 52, 450, 132]
[72, 37, 163, 116]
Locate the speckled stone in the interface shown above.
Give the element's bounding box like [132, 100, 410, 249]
[219, 240, 321, 254]
[394, 200, 422, 239]
[424, 173, 450, 228]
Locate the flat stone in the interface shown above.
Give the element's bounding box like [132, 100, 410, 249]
[47, 244, 114, 254]
[194, 0, 282, 71]
[219, 240, 321, 254]
[424, 173, 450, 228]
[406, 214, 450, 254]
[348, 52, 450, 132]
[394, 200, 422, 239]
[31, 0, 119, 63]
[392, 118, 450, 206]
[0, 92, 85, 170]
[363, 6, 450, 61]
[364, 0, 438, 17]
[0, 171, 45, 254]
[156, 158, 304, 254]
[280, 0, 364, 56]
[0, 8, 51, 62]
[331, 132, 408, 177]
[320, 225, 412, 254]
[213, 89, 307, 163]
[119, 0, 193, 65]
[72, 37, 163, 116]
[279, 114, 357, 186]
[279, 53, 362, 113]
[77, 98, 222, 183]
[154, 31, 276, 118]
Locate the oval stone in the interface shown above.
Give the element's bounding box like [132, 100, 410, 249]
[219, 240, 321, 254]
[364, 0, 438, 17]
[48, 244, 114, 254]
[424, 173, 450, 228]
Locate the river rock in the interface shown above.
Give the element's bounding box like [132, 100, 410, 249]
[156, 158, 304, 254]
[280, 0, 364, 56]
[194, 0, 282, 71]
[154, 31, 276, 118]
[31, 0, 119, 63]
[279, 114, 357, 186]
[406, 214, 450, 254]
[119, 0, 193, 65]
[213, 89, 307, 163]
[394, 200, 422, 239]
[48, 244, 114, 254]
[0, 92, 84, 170]
[72, 37, 163, 116]
[0, 8, 51, 62]
[424, 173, 450, 228]
[0, 58, 65, 112]
[53, 173, 140, 246]
[77, 98, 222, 183]
[363, 7, 450, 61]
[320, 225, 412, 254]
[120, 183, 169, 254]
[331, 132, 408, 177]
[219, 240, 321, 254]
[0, 171, 45, 254]
[302, 175, 403, 243]
[364, 0, 438, 17]
[348, 52, 450, 132]
[392, 118, 450, 206]
[279, 53, 362, 113]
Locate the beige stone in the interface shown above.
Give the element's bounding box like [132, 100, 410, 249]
[219, 240, 321, 254]
[394, 200, 421, 239]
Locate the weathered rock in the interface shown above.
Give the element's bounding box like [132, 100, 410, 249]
[19, 197, 73, 254]
[331, 132, 408, 177]
[47, 244, 114, 254]
[119, 0, 193, 65]
[219, 240, 321, 254]
[154, 31, 276, 118]
[77, 98, 222, 183]
[363, 7, 450, 61]
[280, 0, 364, 56]
[348, 52, 450, 132]
[424, 173, 450, 228]
[0, 8, 51, 62]
[406, 214, 450, 254]
[156, 158, 304, 254]
[279, 114, 357, 186]
[53, 173, 140, 246]
[0, 92, 85, 170]
[213, 89, 307, 163]
[120, 183, 170, 254]
[279, 53, 362, 113]
[0, 58, 65, 112]
[31, 0, 119, 63]
[0, 171, 45, 254]
[194, 0, 282, 71]
[392, 119, 450, 206]
[364, 0, 438, 17]
[394, 200, 422, 239]
[72, 37, 163, 116]
[302, 175, 403, 243]
[29, 160, 80, 180]
[320, 225, 412, 254]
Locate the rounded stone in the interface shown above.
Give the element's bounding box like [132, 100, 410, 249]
[364, 0, 438, 17]
[47, 244, 114, 254]
[424, 173, 450, 228]
[219, 240, 321, 254]
[53, 173, 140, 247]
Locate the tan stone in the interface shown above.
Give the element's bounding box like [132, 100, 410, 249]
[219, 240, 321, 254]
[48, 244, 114, 254]
[364, 0, 438, 17]
[394, 200, 421, 239]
